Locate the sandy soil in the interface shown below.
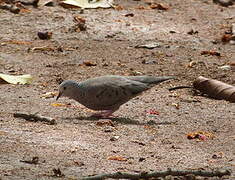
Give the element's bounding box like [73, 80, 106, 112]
[0, 0, 234, 179]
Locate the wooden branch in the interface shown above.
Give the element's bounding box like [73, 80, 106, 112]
[81, 168, 231, 180]
[13, 112, 56, 125]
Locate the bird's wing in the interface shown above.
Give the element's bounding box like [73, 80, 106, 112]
[79, 76, 149, 110]
[125, 76, 175, 85]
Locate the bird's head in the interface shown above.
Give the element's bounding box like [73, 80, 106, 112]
[56, 80, 79, 100]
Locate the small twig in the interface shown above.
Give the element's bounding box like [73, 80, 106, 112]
[168, 86, 193, 91]
[13, 112, 56, 125]
[20, 156, 39, 164]
[81, 168, 231, 180]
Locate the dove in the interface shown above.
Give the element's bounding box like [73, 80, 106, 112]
[56, 75, 175, 118]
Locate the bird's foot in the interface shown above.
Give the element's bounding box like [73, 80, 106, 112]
[91, 110, 115, 118]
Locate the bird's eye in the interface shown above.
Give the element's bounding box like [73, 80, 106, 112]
[63, 87, 67, 90]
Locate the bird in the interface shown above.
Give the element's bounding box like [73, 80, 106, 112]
[56, 75, 175, 118]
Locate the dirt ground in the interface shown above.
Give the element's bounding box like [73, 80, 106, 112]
[0, 0, 234, 179]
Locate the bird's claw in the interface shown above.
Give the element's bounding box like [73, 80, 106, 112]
[91, 110, 115, 118]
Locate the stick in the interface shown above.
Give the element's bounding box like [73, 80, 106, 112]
[81, 168, 231, 180]
[13, 112, 56, 125]
[168, 86, 193, 91]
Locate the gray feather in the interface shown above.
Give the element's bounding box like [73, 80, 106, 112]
[58, 75, 175, 111]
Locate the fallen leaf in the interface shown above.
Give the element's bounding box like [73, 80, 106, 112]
[218, 65, 231, 71]
[74, 15, 86, 23]
[124, 13, 134, 17]
[0, 73, 33, 85]
[51, 103, 68, 107]
[60, 0, 113, 9]
[80, 60, 97, 66]
[131, 140, 146, 146]
[110, 136, 120, 141]
[114, 5, 123, 10]
[40, 92, 57, 99]
[187, 131, 214, 140]
[221, 34, 232, 43]
[193, 76, 235, 102]
[135, 42, 162, 49]
[96, 119, 114, 126]
[187, 29, 198, 35]
[74, 160, 85, 166]
[142, 60, 157, 64]
[135, 5, 147, 10]
[19, 8, 31, 13]
[188, 61, 197, 68]
[145, 109, 160, 115]
[171, 103, 180, 109]
[0, 131, 7, 136]
[201, 50, 221, 57]
[1, 40, 32, 45]
[37, 31, 53, 40]
[108, 156, 127, 161]
[149, 3, 169, 10]
[72, 15, 87, 32]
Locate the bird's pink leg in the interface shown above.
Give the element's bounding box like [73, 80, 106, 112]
[91, 110, 115, 118]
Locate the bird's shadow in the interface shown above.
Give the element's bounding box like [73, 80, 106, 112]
[61, 116, 175, 126]
[62, 116, 141, 125]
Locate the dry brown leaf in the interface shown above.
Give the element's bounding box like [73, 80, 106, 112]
[96, 120, 114, 127]
[193, 76, 235, 102]
[149, 3, 169, 10]
[114, 5, 124, 10]
[124, 13, 134, 17]
[72, 15, 86, 32]
[187, 131, 214, 140]
[74, 15, 86, 23]
[107, 156, 127, 161]
[51, 103, 68, 107]
[80, 60, 97, 66]
[135, 5, 147, 10]
[201, 50, 221, 57]
[19, 8, 31, 13]
[40, 92, 57, 99]
[38, 31, 53, 40]
[221, 34, 233, 43]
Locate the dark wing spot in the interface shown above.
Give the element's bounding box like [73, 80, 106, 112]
[115, 90, 119, 96]
[120, 87, 127, 96]
[96, 88, 108, 99]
